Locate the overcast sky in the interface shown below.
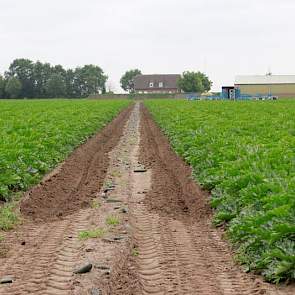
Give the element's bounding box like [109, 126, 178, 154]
[1, 0, 295, 92]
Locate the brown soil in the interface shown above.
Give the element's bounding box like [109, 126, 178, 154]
[0, 102, 294, 295]
[20, 106, 132, 221]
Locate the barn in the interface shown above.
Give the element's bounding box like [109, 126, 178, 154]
[235, 75, 295, 98]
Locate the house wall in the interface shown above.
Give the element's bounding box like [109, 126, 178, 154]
[136, 88, 180, 94]
[235, 84, 295, 97]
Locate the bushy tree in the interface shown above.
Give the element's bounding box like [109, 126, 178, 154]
[75, 65, 108, 97]
[120, 69, 142, 93]
[33, 61, 52, 98]
[65, 69, 78, 98]
[2, 59, 108, 98]
[0, 75, 5, 98]
[178, 71, 212, 93]
[45, 74, 66, 98]
[6, 58, 34, 98]
[5, 77, 22, 98]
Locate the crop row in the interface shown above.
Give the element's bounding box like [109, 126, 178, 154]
[144, 99, 295, 283]
[0, 99, 130, 201]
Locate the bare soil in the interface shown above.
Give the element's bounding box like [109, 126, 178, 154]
[0, 102, 294, 295]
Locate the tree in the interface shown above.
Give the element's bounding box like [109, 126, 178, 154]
[65, 69, 78, 98]
[2, 59, 108, 99]
[6, 58, 35, 98]
[178, 71, 212, 93]
[5, 77, 22, 98]
[33, 61, 52, 98]
[0, 75, 5, 98]
[120, 69, 142, 93]
[75, 65, 108, 97]
[45, 74, 66, 98]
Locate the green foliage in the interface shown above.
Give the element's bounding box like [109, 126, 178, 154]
[45, 73, 66, 98]
[132, 247, 139, 257]
[78, 228, 106, 240]
[0, 75, 5, 98]
[91, 199, 101, 209]
[0, 203, 19, 231]
[0, 99, 130, 201]
[144, 99, 295, 283]
[5, 77, 22, 98]
[7, 58, 35, 98]
[178, 71, 212, 93]
[2, 58, 108, 99]
[120, 69, 142, 93]
[75, 65, 108, 97]
[106, 215, 120, 226]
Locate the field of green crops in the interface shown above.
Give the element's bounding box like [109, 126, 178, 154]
[0, 99, 130, 202]
[144, 99, 295, 283]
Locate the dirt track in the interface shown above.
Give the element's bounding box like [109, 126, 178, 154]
[0, 102, 294, 295]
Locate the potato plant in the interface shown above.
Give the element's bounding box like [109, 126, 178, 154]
[144, 99, 295, 283]
[0, 99, 130, 201]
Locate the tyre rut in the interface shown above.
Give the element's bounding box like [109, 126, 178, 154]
[112, 104, 294, 295]
[0, 105, 133, 295]
[1, 102, 294, 295]
[20, 106, 132, 221]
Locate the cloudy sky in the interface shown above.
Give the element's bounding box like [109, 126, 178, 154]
[0, 0, 295, 92]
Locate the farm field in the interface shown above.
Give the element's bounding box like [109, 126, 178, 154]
[144, 99, 295, 283]
[0, 99, 130, 203]
[0, 100, 294, 295]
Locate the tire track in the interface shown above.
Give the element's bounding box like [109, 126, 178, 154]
[127, 104, 295, 295]
[0, 210, 92, 295]
[132, 208, 164, 295]
[159, 219, 221, 295]
[1, 102, 294, 295]
[128, 104, 165, 295]
[0, 105, 134, 295]
[20, 106, 132, 221]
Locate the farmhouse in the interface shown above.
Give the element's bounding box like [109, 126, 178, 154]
[235, 75, 295, 98]
[134, 74, 181, 94]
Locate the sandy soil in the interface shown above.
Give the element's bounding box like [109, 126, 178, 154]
[0, 102, 294, 295]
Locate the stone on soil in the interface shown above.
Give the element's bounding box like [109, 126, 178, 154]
[89, 287, 101, 295]
[0, 276, 13, 284]
[73, 263, 93, 274]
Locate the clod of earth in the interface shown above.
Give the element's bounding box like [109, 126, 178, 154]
[73, 263, 93, 274]
[94, 265, 111, 270]
[106, 199, 122, 203]
[133, 169, 147, 173]
[103, 270, 111, 276]
[114, 237, 124, 242]
[89, 288, 102, 295]
[102, 238, 118, 243]
[103, 187, 115, 193]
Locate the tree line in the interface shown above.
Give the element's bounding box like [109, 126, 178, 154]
[0, 59, 108, 99]
[0, 59, 213, 98]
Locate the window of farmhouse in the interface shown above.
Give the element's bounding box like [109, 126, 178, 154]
[149, 82, 154, 88]
[159, 82, 163, 88]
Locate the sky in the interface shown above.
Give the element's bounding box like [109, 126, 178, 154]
[1, 0, 295, 92]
